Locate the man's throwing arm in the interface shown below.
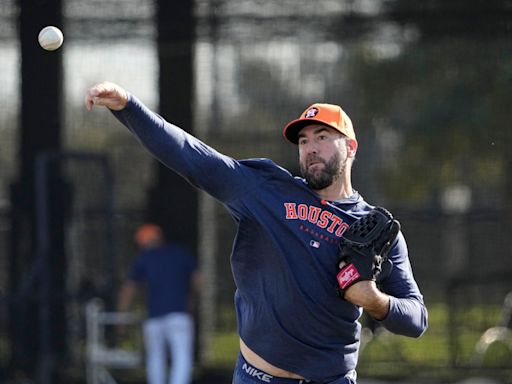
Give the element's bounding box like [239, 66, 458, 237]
[110, 94, 256, 203]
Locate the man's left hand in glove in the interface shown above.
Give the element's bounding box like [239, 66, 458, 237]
[336, 207, 400, 299]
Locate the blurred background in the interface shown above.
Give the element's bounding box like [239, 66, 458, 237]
[1, 0, 512, 383]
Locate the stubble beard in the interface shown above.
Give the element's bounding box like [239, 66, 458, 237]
[300, 152, 346, 190]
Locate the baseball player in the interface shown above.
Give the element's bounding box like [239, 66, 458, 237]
[85, 82, 428, 384]
[118, 224, 201, 384]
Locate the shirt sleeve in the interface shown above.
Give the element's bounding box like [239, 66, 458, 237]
[377, 233, 428, 337]
[127, 255, 145, 283]
[111, 95, 263, 203]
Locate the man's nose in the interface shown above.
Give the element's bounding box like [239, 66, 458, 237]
[305, 141, 319, 154]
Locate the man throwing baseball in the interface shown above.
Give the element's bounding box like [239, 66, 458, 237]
[85, 82, 427, 384]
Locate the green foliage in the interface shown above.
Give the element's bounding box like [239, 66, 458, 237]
[480, 341, 512, 368]
[354, 37, 512, 208]
[209, 331, 240, 367]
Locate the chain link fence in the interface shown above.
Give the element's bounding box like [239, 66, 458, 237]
[1, 0, 512, 383]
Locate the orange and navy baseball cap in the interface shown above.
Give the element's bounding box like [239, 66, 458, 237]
[283, 103, 356, 144]
[134, 223, 163, 248]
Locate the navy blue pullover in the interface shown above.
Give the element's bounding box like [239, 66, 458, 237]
[128, 244, 197, 318]
[112, 96, 428, 382]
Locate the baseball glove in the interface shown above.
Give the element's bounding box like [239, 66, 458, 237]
[336, 207, 400, 298]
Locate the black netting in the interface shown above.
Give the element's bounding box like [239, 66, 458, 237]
[2, 0, 512, 382]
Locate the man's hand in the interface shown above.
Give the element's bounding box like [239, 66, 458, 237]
[335, 207, 399, 319]
[336, 207, 399, 295]
[343, 280, 390, 320]
[85, 81, 129, 111]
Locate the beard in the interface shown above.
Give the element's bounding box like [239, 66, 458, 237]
[300, 152, 345, 190]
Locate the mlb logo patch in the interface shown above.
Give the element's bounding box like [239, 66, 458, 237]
[309, 240, 320, 248]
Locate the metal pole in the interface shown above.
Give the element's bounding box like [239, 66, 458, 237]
[35, 154, 51, 384]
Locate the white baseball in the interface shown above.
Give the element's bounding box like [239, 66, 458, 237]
[38, 26, 64, 51]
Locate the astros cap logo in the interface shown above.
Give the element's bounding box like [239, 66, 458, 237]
[283, 103, 356, 144]
[304, 107, 319, 118]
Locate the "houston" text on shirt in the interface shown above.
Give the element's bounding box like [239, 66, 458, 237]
[284, 203, 349, 237]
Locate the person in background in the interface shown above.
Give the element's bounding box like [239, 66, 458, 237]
[118, 223, 202, 384]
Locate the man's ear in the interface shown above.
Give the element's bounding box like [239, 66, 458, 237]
[346, 138, 358, 158]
